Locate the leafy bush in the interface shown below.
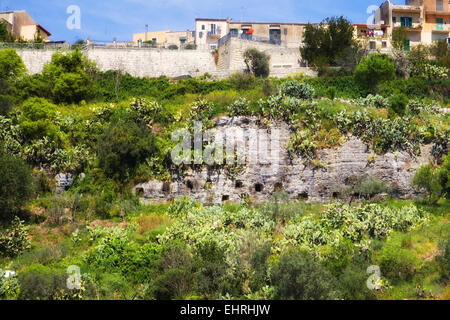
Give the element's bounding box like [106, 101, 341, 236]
[378, 243, 421, 282]
[388, 92, 409, 116]
[279, 81, 315, 100]
[19, 97, 58, 140]
[413, 153, 449, 204]
[0, 95, 13, 115]
[0, 49, 26, 85]
[243, 48, 270, 78]
[227, 97, 250, 117]
[17, 264, 68, 300]
[353, 94, 390, 109]
[150, 241, 196, 300]
[97, 120, 156, 180]
[271, 249, 340, 300]
[42, 49, 97, 104]
[354, 54, 395, 90]
[436, 238, 450, 281]
[0, 269, 20, 300]
[0, 217, 31, 257]
[0, 152, 34, 220]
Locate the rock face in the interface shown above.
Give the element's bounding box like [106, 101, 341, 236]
[134, 116, 433, 204]
[55, 173, 74, 194]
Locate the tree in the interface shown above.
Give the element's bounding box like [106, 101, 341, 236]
[271, 249, 340, 300]
[42, 49, 97, 104]
[243, 48, 270, 78]
[19, 97, 58, 140]
[0, 21, 14, 42]
[0, 49, 26, 85]
[97, 121, 156, 180]
[300, 16, 355, 67]
[391, 27, 409, 51]
[0, 151, 34, 220]
[413, 152, 449, 204]
[354, 54, 395, 90]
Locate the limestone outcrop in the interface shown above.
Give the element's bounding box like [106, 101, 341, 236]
[134, 116, 433, 204]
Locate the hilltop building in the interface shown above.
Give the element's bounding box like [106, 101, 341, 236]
[375, 0, 450, 49]
[0, 10, 51, 42]
[133, 29, 195, 48]
[194, 18, 307, 49]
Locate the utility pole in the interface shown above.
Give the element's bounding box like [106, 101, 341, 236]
[145, 24, 149, 41]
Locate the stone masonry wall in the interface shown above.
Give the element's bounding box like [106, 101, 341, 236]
[16, 41, 315, 79]
[134, 116, 433, 204]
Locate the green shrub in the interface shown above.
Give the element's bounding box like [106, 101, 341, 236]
[0, 95, 13, 115]
[279, 80, 315, 100]
[227, 97, 250, 117]
[436, 238, 450, 281]
[17, 264, 67, 300]
[243, 48, 270, 78]
[378, 243, 421, 282]
[97, 120, 156, 180]
[354, 54, 395, 90]
[0, 217, 31, 257]
[0, 269, 20, 300]
[325, 86, 337, 100]
[337, 255, 377, 300]
[52, 72, 92, 104]
[0, 152, 34, 220]
[19, 97, 58, 140]
[195, 241, 228, 297]
[413, 153, 450, 204]
[0, 49, 26, 84]
[151, 241, 196, 300]
[388, 92, 409, 116]
[42, 49, 96, 104]
[271, 249, 340, 300]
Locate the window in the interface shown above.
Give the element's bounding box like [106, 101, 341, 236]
[393, 16, 396, 24]
[400, 17, 413, 27]
[202, 25, 205, 30]
[192, 31, 195, 37]
[382, 41, 387, 48]
[369, 41, 376, 50]
[199, 32, 203, 38]
[284, 28, 288, 35]
[210, 24, 216, 35]
[437, 0, 443, 12]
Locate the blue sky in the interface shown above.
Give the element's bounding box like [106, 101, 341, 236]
[1, 0, 389, 43]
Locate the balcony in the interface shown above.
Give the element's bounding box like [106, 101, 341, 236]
[393, 22, 423, 31]
[391, 5, 422, 14]
[432, 24, 450, 33]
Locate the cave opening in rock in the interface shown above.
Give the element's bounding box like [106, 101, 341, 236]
[298, 192, 308, 201]
[332, 192, 340, 199]
[235, 180, 243, 188]
[162, 182, 171, 193]
[222, 195, 230, 202]
[136, 188, 144, 196]
[186, 180, 194, 190]
[254, 183, 264, 192]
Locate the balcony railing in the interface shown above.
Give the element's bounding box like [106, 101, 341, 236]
[218, 32, 284, 47]
[393, 22, 423, 30]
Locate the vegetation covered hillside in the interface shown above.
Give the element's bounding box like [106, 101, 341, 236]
[0, 47, 449, 300]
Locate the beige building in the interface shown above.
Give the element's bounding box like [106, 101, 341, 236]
[133, 29, 195, 48]
[195, 18, 307, 49]
[0, 10, 51, 42]
[353, 24, 390, 51]
[375, 0, 449, 49]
